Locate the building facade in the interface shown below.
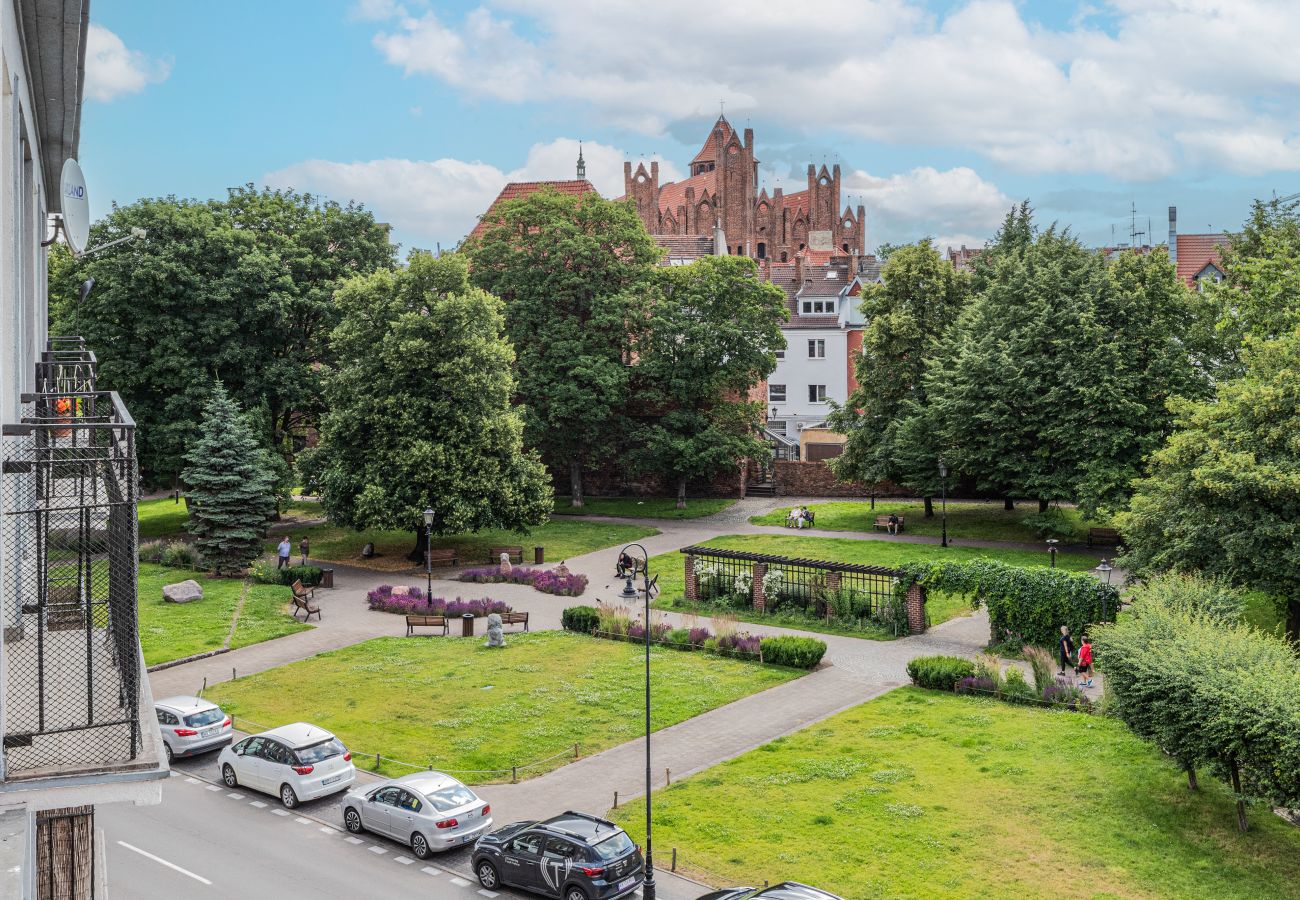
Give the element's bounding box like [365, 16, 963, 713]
[1, 3, 166, 897]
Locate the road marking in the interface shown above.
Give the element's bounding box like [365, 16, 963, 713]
[478, 891, 499, 898]
[319, 826, 335, 834]
[205, 784, 222, 792]
[294, 816, 313, 825]
[226, 792, 243, 799]
[168, 770, 180, 778]
[270, 809, 290, 817]
[116, 841, 212, 886]
[394, 856, 414, 865]
[250, 801, 268, 809]
[184, 777, 200, 784]
[368, 845, 388, 855]
[345, 836, 364, 845]
[421, 866, 441, 876]
[450, 876, 471, 887]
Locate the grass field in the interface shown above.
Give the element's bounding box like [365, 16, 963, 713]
[611, 687, 1300, 899]
[751, 499, 1110, 544]
[137, 564, 309, 666]
[138, 496, 189, 540]
[266, 501, 659, 572]
[206, 632, 801, 782]
[646, 533, 1099, 638]
[552, 496, 736, 520]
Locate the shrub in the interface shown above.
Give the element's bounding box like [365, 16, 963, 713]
[561, 605, 600, 634]
[1020, 509, 1075, 540]
[458, 566, 587, 597]
[667, 628, 691, 648]
[365, 585, 508, 617]
[251, 560, 323, 587]
[955, 675, 997, 695]
[998, 666, 1036, 704]
[1043, 677, 1090, 709]
[760, 635, 827, 669]
[906, 655, 977, 690]
[140, 539, 201, 569]
[1022, 645, 1058, 695]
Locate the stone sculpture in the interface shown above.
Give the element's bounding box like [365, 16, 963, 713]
[485, 612, 505, 648]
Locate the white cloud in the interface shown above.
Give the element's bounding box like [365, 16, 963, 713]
[84, 24, 171, 102]
[847, 166, 1012, 251]
[358, 0, 1300, 179]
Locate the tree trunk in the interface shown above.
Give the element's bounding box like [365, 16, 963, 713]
[870, 494, 875, 510]
[1186, 766, 1198, 791]
[923, 496, 934, 518]
[1004, 497, 1015, 511]
[676, 477, 687, 510]
[1228, 757, 1249, 833]
[1286, 598, 1300, 647]
[1038, 498, 1049, 514]
[408, 524, 428, 563]
[570, 460, 585, 508]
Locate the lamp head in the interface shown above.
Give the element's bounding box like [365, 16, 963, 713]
[422, 508, 435, 528]
[938, 458, 947, 479]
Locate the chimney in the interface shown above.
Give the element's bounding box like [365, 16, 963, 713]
[1168, 206, 1177, 264]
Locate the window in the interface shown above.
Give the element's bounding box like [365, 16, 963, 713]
[592, 832, 637, 861]
[757, 242, 766, 259]
[808, 339, 826, 359]
[428, 784, 478, 812]
[240, 737, 265, 757]
[543, 837, 579, 861]
[184, 708, 224, 728]
[157, 710, 178, 726]
[768, 384, 786, 402]
[801, 299, 833, 314]
[372, 787, 401, 806]
[768, 419, 788, 435]
[264, 742, 292, 765]
[508, 833, 544, 856]
[398, 791, 423, 813]
[296, 738, 346, 764]
[808, 384, 827, 403]
[774, 347, 784, 359]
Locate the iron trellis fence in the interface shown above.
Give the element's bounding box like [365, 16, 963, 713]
[1, 340, 142, 777]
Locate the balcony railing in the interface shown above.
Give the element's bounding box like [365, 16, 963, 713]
[1, 339, 144, 778]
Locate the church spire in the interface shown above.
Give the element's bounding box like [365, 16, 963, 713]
[576, 141, 586, 179]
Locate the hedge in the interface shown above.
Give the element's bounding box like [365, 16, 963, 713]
[561, 605, 600, 634]
[906, 655, 976, 690]
[251, 561, 324, 587]
[758, 636, 827, 669]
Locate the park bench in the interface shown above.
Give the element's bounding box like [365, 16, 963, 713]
[425, 548, 459, 567]
[291, 594, 321, 622]
[405, 615, 448, 636]
[500, 611, 530, 631]
[488, 545, 524, 564]
[1087, 527, 1121, 548]
[290, 579, 315, 602]
[873, 515, 904, 533]
[784, 510, 815, 528]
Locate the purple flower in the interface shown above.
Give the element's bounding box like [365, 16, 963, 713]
[688, 627, 711, 647]
[955, 675, 997, 695]
[366, 584, 508, 617]
[457, 566, 587, 597]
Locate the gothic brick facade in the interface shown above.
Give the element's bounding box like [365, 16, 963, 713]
[623, 116, 866, 263]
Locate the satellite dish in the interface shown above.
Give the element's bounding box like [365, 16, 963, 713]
[60, 158, 89, 254]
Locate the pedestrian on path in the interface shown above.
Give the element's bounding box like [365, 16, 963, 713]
[1077, 636, 1094, 687]
[277, 536, 292, 569]
[1058, 625, 1075, 675]
[299, 536, 310, 566]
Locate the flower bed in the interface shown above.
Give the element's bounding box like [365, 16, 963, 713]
[458, 566, 588, 597]
[910, 650, 1092, 712]
[366, 585, 510, 617]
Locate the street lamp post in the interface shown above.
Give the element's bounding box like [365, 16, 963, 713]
[618, 543, 655, 900]
[1046, 538, 1059, 568]
[423, 508, 435, 609]
[1095, 559, 1114, 621]
[938, 458, 949, 548]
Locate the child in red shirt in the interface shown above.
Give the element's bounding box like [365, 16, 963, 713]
[1077, 636, 1094, 688]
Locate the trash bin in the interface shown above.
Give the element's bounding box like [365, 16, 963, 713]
[461, 613, 475, 637]
[320, 568, 334, 589]
[534, 546, 544, 565]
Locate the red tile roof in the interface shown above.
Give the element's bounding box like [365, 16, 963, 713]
[691, 116, 735, 165]
[1176, 233, 1230, 286]
[657, 171, 716, 218]
[654, 234, 714, 261]
[467, 179, 597, 240]
[781, 190, 809, 218]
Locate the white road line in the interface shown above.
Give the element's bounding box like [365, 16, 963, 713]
[318, 826, 335, 834]
[205, 784, 222, 792]
[478, 890, 499, 898]
[294, 816, 313, 825]
[368, 845, 388, 855]
[394, 856, 414, 865]
[116, 841, 213, 886]
[184, 777, 200, 784]
[250, 801, 268, 809]
[168, 770, 180, 778]
[421, 866, 441, 876]
[270, 809, 290, 817]
[450, 876, 471, 887]
[226, 792, 243, 799]
[345, 836, 364, 845]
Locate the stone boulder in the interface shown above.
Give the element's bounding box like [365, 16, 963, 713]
[163, 580, 204, 604]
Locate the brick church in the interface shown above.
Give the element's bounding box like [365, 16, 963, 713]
[623, 115, 866, 261]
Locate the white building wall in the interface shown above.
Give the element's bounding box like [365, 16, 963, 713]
[766, 327, 849, 433]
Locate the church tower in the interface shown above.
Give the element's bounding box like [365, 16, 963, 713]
[576, 142, 586, 179]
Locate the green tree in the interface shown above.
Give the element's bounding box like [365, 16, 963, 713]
[48, 188, 394, 486]
[182, 383, 277, 575]
[466, 189, 660, 507]
[314, 252, 551, 560]
[1118, 328, 1300, 643]
[827, 239, 969, 515]
[1210, 197, 1300, 369]
[630, 256, 787, 507]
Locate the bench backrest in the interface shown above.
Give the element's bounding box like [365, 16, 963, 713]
[1090, 527, 1119, 536]
[407, 615, 446, 625]
[490, 546, 523, 554]
[293, 595, 313, 609]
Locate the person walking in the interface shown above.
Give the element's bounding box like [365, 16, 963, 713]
[1077, 635, 1094, 688]
[1058, 625, 1075, 675]
[277, 536, 292, 569]
[299, 536, 310, 566]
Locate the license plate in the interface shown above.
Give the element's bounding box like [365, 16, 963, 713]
[463, 834, 475, 843]
[199, 727, 218, 738]
[618, 877, 635, 890]
[321, 774, 343, 786]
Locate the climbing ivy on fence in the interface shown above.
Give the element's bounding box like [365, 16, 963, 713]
[891, 559, 1119, 648]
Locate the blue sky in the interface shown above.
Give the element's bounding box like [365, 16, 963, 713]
[83, 1, 1300, 256]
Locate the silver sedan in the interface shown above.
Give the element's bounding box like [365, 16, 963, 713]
[341, 771, 493, 859]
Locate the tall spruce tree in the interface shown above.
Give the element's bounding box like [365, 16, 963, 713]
[182, 383, 277, 575]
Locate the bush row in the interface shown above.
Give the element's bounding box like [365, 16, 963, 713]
[366, 585, 510, 618]
[139, 539, 200, 569]
[250, 560, 324, 587]
[459, 566, 587, 597]
[907, 652, 1091, 712]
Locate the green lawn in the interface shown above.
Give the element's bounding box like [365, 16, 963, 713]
[751, 499, 1110, 544]
[206, 632, 801, 783]
[611, 688, 1300, 899]
[646, 533, 1098, 638]
[137, 563, 309, 666]
[553, 496, 736, 520]
[138, 496, 190, 540]
[267, 501, 658, 572]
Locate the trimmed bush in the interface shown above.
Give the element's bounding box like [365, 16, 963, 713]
[366, 585, 508, 617]
[905, 655, 976, 690]
[998, 666, 1036, 704]
[251, 560, 323, 587]
[561, 605, 600, 634]
[459, 566, 587, 597]
[140, 539, 200, 569]
[760, 636, 828, 669]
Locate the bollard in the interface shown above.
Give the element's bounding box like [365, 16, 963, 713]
[201, 676, 207, 695]
[613, 791, 618, 809]
[573, 742, 579, 759]
[666, 767, 671, 786]
[512, 766, 518, 784]
[671, 848, 677, 871]
[232, 667, 237, 681]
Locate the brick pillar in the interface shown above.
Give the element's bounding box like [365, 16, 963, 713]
[906, 582, 927, 634]
[752, 562, 766, 612]
[824, 572, 841, 620]
[684, 555, 698, 601]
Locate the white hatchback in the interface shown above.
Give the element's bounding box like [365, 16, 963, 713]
[217, 723, 355, 808]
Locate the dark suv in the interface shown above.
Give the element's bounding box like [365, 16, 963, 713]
[472, 811, 644, 900]
[696, 884, 844, 900]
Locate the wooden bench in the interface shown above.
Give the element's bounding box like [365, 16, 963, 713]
[500, 611, 530, 631]
[873, 515, 905, 533]
[290, 579, 315, 602]
[488, 545, 524, 564]
[425, 548, 460, 567]
[405, 615, 448, 636]
[1087, 527, 1121, 548]
[292, 594, 321, 622]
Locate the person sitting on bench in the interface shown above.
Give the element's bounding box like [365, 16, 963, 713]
[616, 551, 636, 577]
[887, 513, 900, 535]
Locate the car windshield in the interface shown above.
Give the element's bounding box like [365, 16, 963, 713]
[427, 785, 477, 812]
[183, 708, 223, 727]
[295, 738, 346, 764]
[591, 831, 635, 861]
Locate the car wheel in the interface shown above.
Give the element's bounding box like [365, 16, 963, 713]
[476, 860, 499, 890]
[411, 832, 431, 860]
[280, 784, 299, 809]
[344, 808, 363, 834]
[221, 764, 238, 788]
[164, 743, 174, 765]
[565, 887, 589, 900]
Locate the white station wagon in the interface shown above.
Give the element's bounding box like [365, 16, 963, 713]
[217, 723, 355, 808]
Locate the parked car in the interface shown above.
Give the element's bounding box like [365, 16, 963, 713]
[473, 811, 644, 900]
[341, 771, 493, 859]
[155, 695, 233, 764]
[695, 885, 844, 900]
[217, 723, 355, 808]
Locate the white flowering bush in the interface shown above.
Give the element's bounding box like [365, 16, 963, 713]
[732, 570, 753, 601]
[762, 568, 785, 604]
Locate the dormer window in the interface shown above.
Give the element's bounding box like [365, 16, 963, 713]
[801, 299, 834, 315]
